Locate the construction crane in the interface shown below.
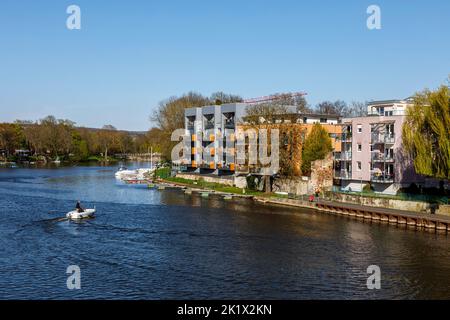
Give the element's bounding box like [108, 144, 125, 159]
[243, 91, 307, 104]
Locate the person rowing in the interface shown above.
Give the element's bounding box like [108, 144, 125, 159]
[75, 200, 84, 213]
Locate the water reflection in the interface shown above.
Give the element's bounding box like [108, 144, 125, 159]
[1, 164, 450, 299]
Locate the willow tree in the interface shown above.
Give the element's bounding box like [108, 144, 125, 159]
[402, 85, 450, 180]
[301, 123, 333, 176]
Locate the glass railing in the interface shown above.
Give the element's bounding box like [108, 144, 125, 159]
[371, 173, 394, 183]
[340, 152, 352, 160]
[371, 133, 395, 144]
[368, 110, 406, 116]
[340, 170, 352, 179]
[371, 152, 395, 161]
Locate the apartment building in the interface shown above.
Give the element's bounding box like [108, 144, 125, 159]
[334, 98, 424, 195]
[182, 103, 342, 176]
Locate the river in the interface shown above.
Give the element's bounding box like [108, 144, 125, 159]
[1, 163, 450, 299]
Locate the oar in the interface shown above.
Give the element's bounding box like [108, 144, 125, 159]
[48, 210, 64, 214]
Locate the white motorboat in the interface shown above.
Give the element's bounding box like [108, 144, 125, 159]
[115, 168, 155, 180]
[66, 208, 96, 220]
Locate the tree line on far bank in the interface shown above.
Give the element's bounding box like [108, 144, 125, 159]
[0, 116, 157, 163]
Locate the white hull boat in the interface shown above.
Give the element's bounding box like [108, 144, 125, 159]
[115, 168, 155, 180]
[66, 208, 96, 220]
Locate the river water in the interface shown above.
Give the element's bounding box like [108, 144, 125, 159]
[1, 163, 450, 299]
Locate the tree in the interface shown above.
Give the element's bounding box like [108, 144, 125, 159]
[332, 100, 348, 116]
[0, 123, 23, 157]
[402, 85, 450, 179]
[316, 101, 337, 115]
[97, 125, 117, 161]
[35, 116, 75, 158]
[315, 100, 349, 116]
[210, 91, 243, 105]
[151, 91, 241, 160]
[347, 101, 368, 117]
[244, 103, 289, 123]
[295, 95, 312, 113]
[301, 123, 333, 176]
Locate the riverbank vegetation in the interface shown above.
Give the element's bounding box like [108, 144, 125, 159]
[160, 175, 265, 196]
[0, 116, 157, 163]
[403, 82, 450, 180]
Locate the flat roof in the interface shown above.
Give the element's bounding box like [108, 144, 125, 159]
[368, 97, 413, 106]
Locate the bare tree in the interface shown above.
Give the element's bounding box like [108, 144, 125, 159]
[348, 101, 368, 117]
[316, 101, 337, 115]
[210, 91, 243, 105]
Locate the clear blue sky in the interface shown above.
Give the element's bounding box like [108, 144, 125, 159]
[1, 0, 449, 131]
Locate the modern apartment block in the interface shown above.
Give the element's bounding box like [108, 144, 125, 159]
[334, 98, 425, 195]
[182, 103, 342, 176]
[183, 103, 247, 175]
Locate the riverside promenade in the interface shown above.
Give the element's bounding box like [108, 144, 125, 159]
[155, 178, 450, 233]
[259, 196, 450, 232]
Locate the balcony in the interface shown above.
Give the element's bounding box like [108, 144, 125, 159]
[371, 152, 395, 162]
[224, 119, 235, 129]
[335, 169, 352, 180]
[371, 133, 395, 144]
[368, 110, 406, 116]
[187, 122, 195, 130]
[371, 172, 394, 183]
[337, 152, 352, 161]
[204, 120, 215, 130]
[341, 133, 352, 142]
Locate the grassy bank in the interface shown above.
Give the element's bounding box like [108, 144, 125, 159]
[158, 174, 266, 197]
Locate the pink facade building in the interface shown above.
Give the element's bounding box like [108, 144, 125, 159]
[334, 99, 425, 195]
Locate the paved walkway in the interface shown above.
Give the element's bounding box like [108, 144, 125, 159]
[316, 198, 450, 223]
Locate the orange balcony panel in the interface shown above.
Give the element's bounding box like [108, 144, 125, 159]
[191, 134, 197, 142]
[209, 134, 215, 142]
[191, 160, 197, 167]
[191, 147, 196, 154]
[210, 148, 215, 156]
[217, 163, 222, 169]
[229, 163, 235, 171]
[209, 162, 215, 169]
[229, 133, 235, 142]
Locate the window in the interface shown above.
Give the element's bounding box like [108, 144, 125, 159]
[386, 124, 394, 134]
[370, 163, 373, 171]
[357, 124, 362, 133]
[320, 118, 327, 123]
[357, 144, 362, 152]
[357, 161, 362, 171]
[370, 145, 373, 152]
